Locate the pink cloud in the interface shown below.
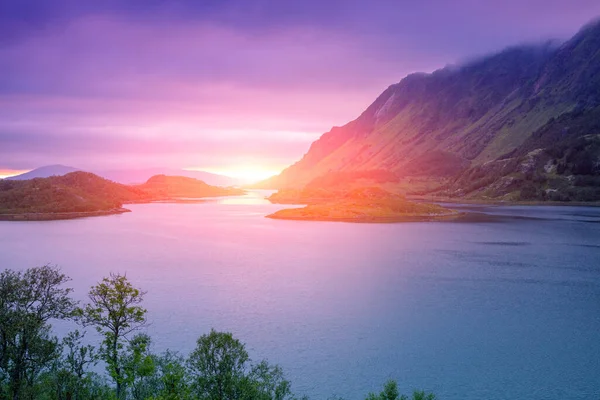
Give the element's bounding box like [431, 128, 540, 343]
[2, 1, 600, 173]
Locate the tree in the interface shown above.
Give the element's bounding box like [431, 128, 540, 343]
[244, 360, 293, 400]
[366, 380, 405, 400]
[0, 266, 76, 400]
[0, 266, 437, 400]
[77, 273, 147, 399]
[123, 333, 155, 400]
[365, 381, 436, 400]
[410, 391, 436, 400]
[187, 330, 296, 400]
[187, 330, 249, 400]
[62, 330, 98, 386]
[145, 351, 192, 400]
[380, 380, 401, 400]
[51, 330, 99, 400]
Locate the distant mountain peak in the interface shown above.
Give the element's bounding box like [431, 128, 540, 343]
[574, 17, 600, 38]
[6, 165, 80, 180]
[4, 166, 240, 187]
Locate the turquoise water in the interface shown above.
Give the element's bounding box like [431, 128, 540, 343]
[1, 191, 599, 399]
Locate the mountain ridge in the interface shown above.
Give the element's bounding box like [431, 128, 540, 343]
[4, 165, 240, 187]
[5, 165, 81, 180]
[262, 19, 600, 202]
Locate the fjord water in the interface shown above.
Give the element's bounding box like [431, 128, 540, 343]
[1, 191, 599, 399]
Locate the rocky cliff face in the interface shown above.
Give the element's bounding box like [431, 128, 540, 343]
[266, 20, 600, 201]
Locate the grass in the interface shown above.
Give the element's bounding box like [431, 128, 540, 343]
[267, 187, 457, 223]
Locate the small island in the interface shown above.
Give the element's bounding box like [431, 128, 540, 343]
[0, 172, 245, 221]
[134, 174, 245, 199]
[266, 187, 459, 223]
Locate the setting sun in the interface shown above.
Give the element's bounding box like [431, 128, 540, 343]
[1, 2, 600, 400]
[186, 165, 281, 184]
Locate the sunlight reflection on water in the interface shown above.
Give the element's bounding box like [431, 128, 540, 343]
[0, 195, 599, 400]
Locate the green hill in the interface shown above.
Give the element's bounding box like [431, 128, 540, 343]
[0, 172, 245, 219]
[0, 172, 149, 215]
[263, 20, 600, 202]
[136, 175, 244, 198]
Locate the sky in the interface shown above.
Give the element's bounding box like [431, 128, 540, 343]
[1, 0, 600, 180]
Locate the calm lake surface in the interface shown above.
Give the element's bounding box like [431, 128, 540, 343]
[1, 191, 599, 399]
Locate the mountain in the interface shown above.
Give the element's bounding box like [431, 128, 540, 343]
[5, 165, 80, 180]
[436, 106, 600, 201]
[99, 168, 240, 186]
[135, 175, 244, 198]
[0, 172, 245, 219]
[264, 20, 600, 201]
[3, 165, 240, 187]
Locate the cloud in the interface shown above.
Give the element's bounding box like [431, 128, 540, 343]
[0, 123, 314, 170]
[1, 0, 600, 172]
[0, 13, 415, 171]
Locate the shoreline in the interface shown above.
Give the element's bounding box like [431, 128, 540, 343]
[266, 211, 463, 223]
[0, 208, 131, 221]
[0, 193, 247, 222]
[4, 195, 600, 223]
[270, 193, 600, 209]
[407, 196, 600, 207]
[125, 191, 246, 204]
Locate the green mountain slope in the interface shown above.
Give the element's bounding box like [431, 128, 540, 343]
[0, 172, 149, 214]
[265, 20, 600, 201]
[437, 106, 600, 201]
[0, 172, 245, 217]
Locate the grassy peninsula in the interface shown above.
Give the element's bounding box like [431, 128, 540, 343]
[0, 172, 245, 220]
[267, 187, 457, 223]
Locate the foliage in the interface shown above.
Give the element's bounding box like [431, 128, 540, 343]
[245, 361, 293, 400]
[187, 330, 294, 400]
[45, 330, 100, 400]
[1, 267, 436, 400]
[0, 265, 76, 400]
[188, 330, 248, 399]
[364, 381, 435, 400]
[123, 334, 156, 400]
[434, 106, 600, 201]
[146, 351, 192, 400]
[77, 273, 147, 399]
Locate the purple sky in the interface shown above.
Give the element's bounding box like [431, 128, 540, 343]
[1, 0, 600, 179]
